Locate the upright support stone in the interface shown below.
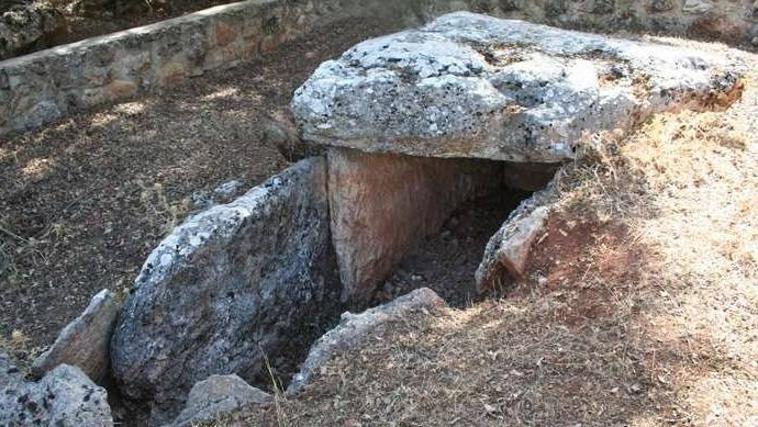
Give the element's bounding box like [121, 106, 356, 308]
[327, 148, 504, 303]
[111, 158, 337, 425]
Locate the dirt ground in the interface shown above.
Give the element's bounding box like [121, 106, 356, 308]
[234, 41, 758, 426]
[375, 189, 531, 309]
[0, 18, 388, 364]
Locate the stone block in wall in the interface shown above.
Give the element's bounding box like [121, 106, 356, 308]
[648, 0, 677, 13]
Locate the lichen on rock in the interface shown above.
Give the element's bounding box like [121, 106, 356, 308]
[292, 12, 744, 163]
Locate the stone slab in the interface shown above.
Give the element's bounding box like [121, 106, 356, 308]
[292, 12, 744, 163]
[327, 147, 504, 304]
[31, 289, 121, 384]
[110, 157, 335, 425]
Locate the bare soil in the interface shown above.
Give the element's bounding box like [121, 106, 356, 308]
[375, 189, 531, 309]
[0, 18, 388, 365]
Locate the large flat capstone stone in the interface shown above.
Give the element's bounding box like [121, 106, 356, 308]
[292, 12, 743, 162]
[110, 158, 336, 425]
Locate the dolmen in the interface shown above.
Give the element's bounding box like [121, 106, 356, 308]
[32, 11, 739, 426]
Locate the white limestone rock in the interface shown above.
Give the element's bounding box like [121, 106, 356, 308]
[292, 12, 743, 163]
[0, 354, 113, 426]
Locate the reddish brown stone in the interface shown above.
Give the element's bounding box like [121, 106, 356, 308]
[105, 79, 138, 100]
[158, 61, 188, 87]
[327, 148, 504, 303]
[688, 12, 749, 45]
[214, 22, 237, 47]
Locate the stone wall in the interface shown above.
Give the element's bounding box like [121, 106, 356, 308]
[440, 0, 758, 46]
[0, 0, 423, 136]
[1, 0, 755, 136]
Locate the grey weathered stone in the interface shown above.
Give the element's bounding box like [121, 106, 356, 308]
[649, 0, 677, 13]
[682, 0, 713, 15]
[292, 12, 743, 163]
[287, 288, 447, 395]
[111, 158, 336, 425]
[31, 289, 121, 384]
[0, 353, 113, 427]
[213, 179, 245, 198]
[0, 4, 66, 60]
[327, 147, 504, 304]
[167, 375, 271, 427]
[476, 185, 555, 293]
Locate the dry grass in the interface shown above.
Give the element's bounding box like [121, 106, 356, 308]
[230, 42, 757, 426]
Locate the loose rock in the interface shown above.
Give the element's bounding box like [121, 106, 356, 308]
[31, 289, 121, 384]
[476, 186, 556, 292]
[292, 12, 743, 163]
[167, 375, 271, 427]
[287, 288, 447, 395]
[0, 353, 113, 426]
[111, 158, 336, 424]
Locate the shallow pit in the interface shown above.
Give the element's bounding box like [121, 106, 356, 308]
[374, 188, 532, 308]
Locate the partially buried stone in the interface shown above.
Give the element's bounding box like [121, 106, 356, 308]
[167, 375, 271, 427]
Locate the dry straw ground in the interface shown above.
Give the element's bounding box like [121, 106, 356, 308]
[233, 41, 758, 427]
